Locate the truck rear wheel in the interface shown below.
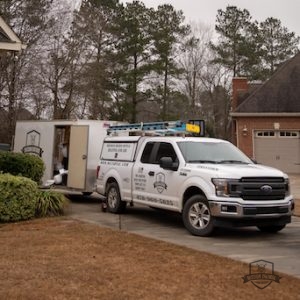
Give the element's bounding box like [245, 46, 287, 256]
[182, 195, 215, 236]
[106, 182, 126, 213]
[257, 225, 286, 233]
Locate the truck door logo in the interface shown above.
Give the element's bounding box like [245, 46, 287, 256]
[153, 172, 167, 193]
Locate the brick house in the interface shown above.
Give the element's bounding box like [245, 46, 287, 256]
[231, 53, 300, 174]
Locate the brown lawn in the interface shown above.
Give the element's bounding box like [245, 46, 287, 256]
[0, 217, 299, 300]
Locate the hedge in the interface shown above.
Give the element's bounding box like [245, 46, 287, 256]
[0, 152, 45, 183]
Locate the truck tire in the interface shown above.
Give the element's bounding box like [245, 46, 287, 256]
[182, 195, 215, 236]
[257, 225, 286, 233]
[106, 182, 126, 214]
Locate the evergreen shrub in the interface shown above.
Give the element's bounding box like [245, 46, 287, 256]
[0, 174, 39, 222]
[0, 152, 45, 183]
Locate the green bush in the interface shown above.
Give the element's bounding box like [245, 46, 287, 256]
[36, 190, 69, 217]
[0, 173, 39, 222]
[0, 152, 45, 183]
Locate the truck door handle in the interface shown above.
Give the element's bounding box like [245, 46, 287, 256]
[148, 171, 155, 176]
[82, 154, 87, 159]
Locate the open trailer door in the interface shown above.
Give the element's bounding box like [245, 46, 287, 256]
[67, 125, 89, 190]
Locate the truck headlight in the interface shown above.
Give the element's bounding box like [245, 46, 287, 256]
[212, 178, 230, 197]
[285, 178, 290, 196]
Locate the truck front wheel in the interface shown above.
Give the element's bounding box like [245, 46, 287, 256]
[182, 195, 215, 236]
[106, 182, 126, 214]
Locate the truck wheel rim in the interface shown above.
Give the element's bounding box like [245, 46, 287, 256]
[189, 202, 210, 229]
[108, 188, 117, 208]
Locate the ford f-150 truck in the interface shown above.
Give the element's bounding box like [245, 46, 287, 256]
[95, 123, 294, 236]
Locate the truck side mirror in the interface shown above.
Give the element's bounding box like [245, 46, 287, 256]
[159, 156, 178, 171]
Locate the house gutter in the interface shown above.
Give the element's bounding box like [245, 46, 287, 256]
[230, 112, 300, 117]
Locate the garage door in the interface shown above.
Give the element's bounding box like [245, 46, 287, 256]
[254, 130, 300, 174]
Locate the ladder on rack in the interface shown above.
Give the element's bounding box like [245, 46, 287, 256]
[107, 120, 205, 136]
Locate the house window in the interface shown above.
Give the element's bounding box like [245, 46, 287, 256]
[256, 131, 275, 137]
[255, 131, 299, 138]
[279, 131, 299, 137]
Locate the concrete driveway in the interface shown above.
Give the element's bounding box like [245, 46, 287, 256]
[66, 191, 300, 279]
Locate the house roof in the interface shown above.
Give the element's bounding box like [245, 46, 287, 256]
[0, 15, 26, 51]
[0, 107, 35, 121]
[235, 52, 300, 113]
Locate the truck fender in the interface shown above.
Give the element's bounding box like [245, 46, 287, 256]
[103, 168, 124, 199]
[178, 176, 213, 211]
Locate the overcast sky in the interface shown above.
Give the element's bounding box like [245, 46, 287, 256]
[123, 0, 300, 36]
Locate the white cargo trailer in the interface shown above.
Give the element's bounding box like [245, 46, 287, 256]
[13, 120, 120, 194]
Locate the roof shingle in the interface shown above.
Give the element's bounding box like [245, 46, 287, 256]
[236, 52, 300, 113]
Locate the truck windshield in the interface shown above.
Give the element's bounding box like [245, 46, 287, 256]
[177, 141, 253, 164]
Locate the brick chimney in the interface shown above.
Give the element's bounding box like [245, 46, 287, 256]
[232, 77, 248, 111]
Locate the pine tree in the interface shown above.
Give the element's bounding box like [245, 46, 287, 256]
[69, 0, 120, 119]
[210, 6, 256, 78]
[211, 6, 300, 81]
[259, 17, 300, 79]
[112, 1, 153, 123]
[150, 4, 189, 120]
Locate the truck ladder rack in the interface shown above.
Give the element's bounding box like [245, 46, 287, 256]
[107, 120, 205, 136]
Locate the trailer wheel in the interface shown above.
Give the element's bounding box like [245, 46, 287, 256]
[106, 182, 126, 213]
[182, 195, 215, 236]
[257, 225, 286, 233]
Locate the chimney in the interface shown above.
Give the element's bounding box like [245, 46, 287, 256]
[232, 77, 248, 111]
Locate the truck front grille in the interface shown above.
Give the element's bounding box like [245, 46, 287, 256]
[229, 177, 287, 201]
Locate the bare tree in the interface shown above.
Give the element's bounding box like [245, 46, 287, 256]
[178, 22, 214, 114]
[178, 22, 232, 138]
[28, 7, 88, 120]
[199, 57, 232, 139]
[0, 0, 53, 140]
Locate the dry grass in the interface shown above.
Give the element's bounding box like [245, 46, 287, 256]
[0, 218, 300, 300]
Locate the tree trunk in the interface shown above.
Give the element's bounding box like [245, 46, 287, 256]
[162, 58, 168, 120]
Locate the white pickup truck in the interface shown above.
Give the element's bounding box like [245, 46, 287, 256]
[95, 135, 294, 236]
